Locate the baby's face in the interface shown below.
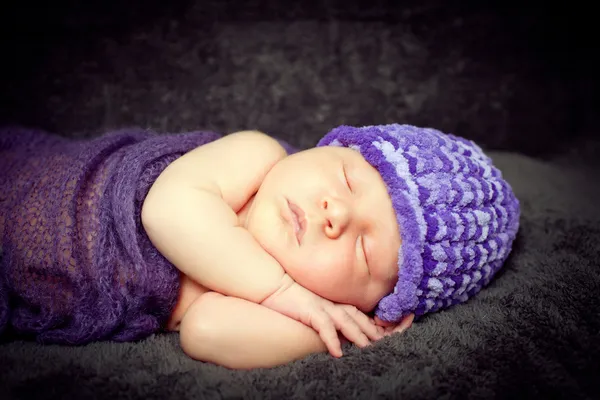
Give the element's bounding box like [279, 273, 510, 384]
[242, 146, 401, 312]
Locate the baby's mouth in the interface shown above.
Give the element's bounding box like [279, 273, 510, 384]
[287, 200, 306, 244]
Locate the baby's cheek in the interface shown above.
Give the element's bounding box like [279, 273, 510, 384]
[277, 252, 317, 283]
[315, 260, 358, 299]
[286, 256, 331, 292]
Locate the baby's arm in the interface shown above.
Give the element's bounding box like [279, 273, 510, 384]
[179, 291, 328, 369]
[178, 292, 414, 369]
[142, 131, 287, 302]
[142, 131, 381, 356]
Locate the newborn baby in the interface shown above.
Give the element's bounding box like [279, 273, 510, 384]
[0, 124, 520, 369]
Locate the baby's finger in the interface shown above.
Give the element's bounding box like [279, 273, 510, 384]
[333, 309, 370, 348]
[311, 312, 343, 357]
[383, 326, 395, 336]
[344, 306, 384, 341]
[392, 313, 415, 334]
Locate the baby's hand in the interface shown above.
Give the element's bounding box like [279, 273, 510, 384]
[261, 275, 384, 357]
[374, 314, 415, 336]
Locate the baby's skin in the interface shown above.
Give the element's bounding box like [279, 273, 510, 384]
[142, 131, 414, 369]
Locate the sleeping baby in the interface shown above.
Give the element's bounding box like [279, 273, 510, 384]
[0, 124, 520, 369]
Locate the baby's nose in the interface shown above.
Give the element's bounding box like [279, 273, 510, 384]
[321, 197, 351, 238]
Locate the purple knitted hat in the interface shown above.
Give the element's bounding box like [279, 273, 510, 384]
[317, 124, 520, 323]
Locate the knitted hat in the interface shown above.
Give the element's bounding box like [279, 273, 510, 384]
[317, 124, 520, 323]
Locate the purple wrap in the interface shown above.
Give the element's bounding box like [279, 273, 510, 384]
[0, 128, 221, 344]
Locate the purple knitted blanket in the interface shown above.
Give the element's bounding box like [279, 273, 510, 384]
[0, 128, 221, 344]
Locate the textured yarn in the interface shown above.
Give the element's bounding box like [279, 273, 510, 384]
[0, 128, 221, 344]
[318, 124, 521, 323]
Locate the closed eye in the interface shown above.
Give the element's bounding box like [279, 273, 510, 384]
[357, 235, 369, 272]
[343, 164, 352, 192]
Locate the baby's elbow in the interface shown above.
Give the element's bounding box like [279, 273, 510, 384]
[178, 295, 245, 369]
[179, 317, 247, 370]
[180, 317, 218, 363]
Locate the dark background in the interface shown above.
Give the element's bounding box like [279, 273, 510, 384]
[1, 2, 600, 399]
[1, 0, 598, 161]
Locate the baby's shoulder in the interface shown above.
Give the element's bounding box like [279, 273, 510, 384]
[211, 130, 287, 159]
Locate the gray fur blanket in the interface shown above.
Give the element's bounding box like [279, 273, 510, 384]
[2, 151, 599, 399]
